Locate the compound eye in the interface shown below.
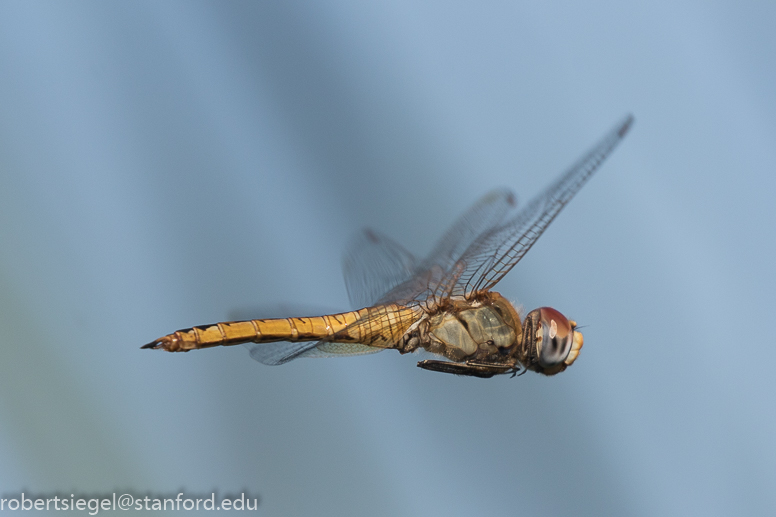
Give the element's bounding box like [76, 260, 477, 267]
[537, 307, 574, 367]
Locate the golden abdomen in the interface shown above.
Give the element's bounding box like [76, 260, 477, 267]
[143, 304, 420, 353]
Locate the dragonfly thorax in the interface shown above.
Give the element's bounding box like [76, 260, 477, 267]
[417, 293, 585, 375]
[421, 292, 523, 363]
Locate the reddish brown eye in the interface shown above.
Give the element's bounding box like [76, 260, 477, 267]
[537, 307, 573, 368]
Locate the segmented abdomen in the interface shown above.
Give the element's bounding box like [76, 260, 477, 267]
[144, 303, 421, 352]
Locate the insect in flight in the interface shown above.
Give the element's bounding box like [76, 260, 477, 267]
[143, 115, 633, 378]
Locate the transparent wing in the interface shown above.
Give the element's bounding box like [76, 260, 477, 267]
[419, 188, 517, 273]
[245, 340, 383, 365]
[245, 341, 321, 365]
[297, 342, 383, 359]
[342, 228, 417, 308]
[449, 115, 633, 297]
[246, 229, 421, 365]
[374, 188, 518, 304]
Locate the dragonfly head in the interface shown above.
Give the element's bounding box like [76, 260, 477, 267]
[522, 307, 583, 375]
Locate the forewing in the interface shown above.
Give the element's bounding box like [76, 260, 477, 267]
[374, 188, 517, 305]
[342, 228, 417, 308]
[453, 115, 633, 296]
[419, 188, 517, 273]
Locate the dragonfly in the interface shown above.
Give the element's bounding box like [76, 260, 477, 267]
[143, 115, 633, 378]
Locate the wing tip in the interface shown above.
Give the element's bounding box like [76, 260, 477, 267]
[618, 114, 635, 138]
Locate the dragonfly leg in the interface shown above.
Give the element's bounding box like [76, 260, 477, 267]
[416, 360, 519, 378]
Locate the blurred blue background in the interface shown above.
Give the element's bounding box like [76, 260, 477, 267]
[1, 1, 774, 515]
